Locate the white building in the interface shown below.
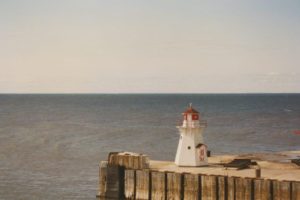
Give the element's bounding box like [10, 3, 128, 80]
[175, 104, 208, 166]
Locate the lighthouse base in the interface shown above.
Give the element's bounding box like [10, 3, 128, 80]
[175, 136, 208, 167]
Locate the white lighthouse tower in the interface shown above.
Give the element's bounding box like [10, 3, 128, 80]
[175, 104, 208, 166]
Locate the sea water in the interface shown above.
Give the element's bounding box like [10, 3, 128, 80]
[0, 94, 299, 199]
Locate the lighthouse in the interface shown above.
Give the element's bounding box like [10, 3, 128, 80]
[175, 104, 208, 166]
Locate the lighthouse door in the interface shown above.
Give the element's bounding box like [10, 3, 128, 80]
[197, 144, 207, 162]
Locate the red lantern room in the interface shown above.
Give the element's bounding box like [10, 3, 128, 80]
[183, 103, 200, 121]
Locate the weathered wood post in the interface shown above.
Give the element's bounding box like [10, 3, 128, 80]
[273, 180, 291, 200]
[217, 176, 227, 200]
[124, 169, 135, 199]
[166, 172, 183, 200]
[234, 177, 253, 200]
[183, 173, 200, 199]
[135, 170, 151, 200]
[255, 168, 261, 178]
[151, 171, 167, 200]
[105, 165, 125, 199]
[98, 161, 108, 199]
[292, 181, 300, 200]
[227, 176, 235, 200]
[98, 152, 149, 199]
[253, 179, 272, 200]
[201, 175, 218, 200]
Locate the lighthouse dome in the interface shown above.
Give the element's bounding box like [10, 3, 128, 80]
[182, 104, 200, 121]
[183, 107, 199, 114]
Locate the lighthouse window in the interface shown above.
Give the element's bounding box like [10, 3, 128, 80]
[188, 146, 191, 150]
[192, 114, 199, 120]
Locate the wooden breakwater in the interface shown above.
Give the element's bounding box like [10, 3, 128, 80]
[97, 152, 300, 200]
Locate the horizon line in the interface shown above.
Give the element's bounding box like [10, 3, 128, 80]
[0, 92, 299, 95]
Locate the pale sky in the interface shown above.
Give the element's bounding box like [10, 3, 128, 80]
[1, 0, 300, 93]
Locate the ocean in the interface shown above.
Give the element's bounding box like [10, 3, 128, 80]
[0, 94, 299, 199]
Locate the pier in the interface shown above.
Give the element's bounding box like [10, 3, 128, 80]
[97, 152, 300, 200]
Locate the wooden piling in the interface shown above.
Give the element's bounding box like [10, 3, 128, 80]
[108, 152, 149, 169]
[227, 176, 235, 200]
[135, 170, 150, 200]
[105, 166, 124, 199]
[217, 176, 226, 200]
[166, 172, 183, 200]
[292, 181, 300, 200]
[133, 156, 140, 169]
[273, 180, 291, 200]
[183, 173, 200, 200]
[98, 161, 108, 198]
[128, 155, 134, 168]
[120, 155, 128, 167]
[124, 169, 135, 200]
[140, 155, 149, 169]
[235, 177, 252, 200]
[201, 174, 217, 200]
[151, 171, 166, 200]
[99, 153, 300, 200]
[253, 179, 271, 200]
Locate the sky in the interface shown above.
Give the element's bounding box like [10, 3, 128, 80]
[0, 0, 300, 93]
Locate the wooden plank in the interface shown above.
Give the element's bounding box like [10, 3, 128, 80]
[124, 169, 135, 200]
[151, 171, 166, 200]
[120, 155, 128, 167]
[273, 180, 291, 200]
[128, 155, 134, 169]
[254, 179, 271, 200]
[105, 166, 124, 199]
[145, 155, 150, 168]
[136, 170, 150, 200]
[292, 181, 300, 200]
[184, 173, 200, 200]
[133, 156, 140, 169]
[218, 176, 226, 200]
[109, 153, 117, 165]
[141, 155, 150, 169]
[227, 177, 235, 200]
[117, 155, 122, 166]
[235, 177, 252, 200]
[107, 152, 117, 165]
[139, 155, 144, 169]
[201, 175, 217, 200]
[166, 172, 182, 200]
[107, 152, 149, 169]
[99, 161, 108, 197]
